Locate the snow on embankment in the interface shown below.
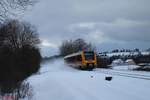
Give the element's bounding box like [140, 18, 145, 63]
[28, 58, 150, 100]
[40, 58, 75, 73]
[111, 59, 140, 70]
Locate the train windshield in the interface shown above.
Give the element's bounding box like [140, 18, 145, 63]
[84, 51, 94, 60]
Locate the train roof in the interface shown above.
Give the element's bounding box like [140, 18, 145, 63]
[64, 51, 82, 59]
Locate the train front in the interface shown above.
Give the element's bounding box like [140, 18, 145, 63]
[81, 51, 97, 70]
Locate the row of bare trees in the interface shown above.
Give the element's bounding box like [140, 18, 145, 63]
[59, 38, 93, 56]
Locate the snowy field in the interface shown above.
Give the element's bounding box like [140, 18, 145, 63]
[28, 58, 150, 100]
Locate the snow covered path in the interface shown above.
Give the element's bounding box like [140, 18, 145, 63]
[28, 59, 150, 100]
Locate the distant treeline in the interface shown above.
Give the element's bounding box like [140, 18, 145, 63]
[59, 38, 94, 57]
[100, 48, 150, 54]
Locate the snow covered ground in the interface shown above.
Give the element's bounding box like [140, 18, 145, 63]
[28, 58, 150, 100]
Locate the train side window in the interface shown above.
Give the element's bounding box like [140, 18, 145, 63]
[76, 55, 82, 61]
[69, 56, 76, 62]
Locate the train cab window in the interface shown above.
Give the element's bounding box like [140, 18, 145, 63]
[84, 52, 94, 60]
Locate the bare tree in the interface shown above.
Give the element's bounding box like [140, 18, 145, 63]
[0, 0, 36, 22]
[0, 19, 40, 50]
[73, 38, 89, 52]
[59, 40, 74, 56]
[0, 19, 41, 94]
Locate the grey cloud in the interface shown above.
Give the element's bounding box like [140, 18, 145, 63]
[96, 19, 150, 42]
[23, 0, 150, 55]
[69, 19, 150, 43]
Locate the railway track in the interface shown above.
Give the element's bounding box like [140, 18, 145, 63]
[96, 69, 150, 80]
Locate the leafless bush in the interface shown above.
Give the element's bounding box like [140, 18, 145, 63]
[0, 81, 33, 100]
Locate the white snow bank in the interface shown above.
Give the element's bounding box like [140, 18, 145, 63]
[111, 59, 124, 66]
[141, 51, 150, 55]
[111, 59, 138, 70]
[125, 59, 136, 65]
[113, 65, 140, 70]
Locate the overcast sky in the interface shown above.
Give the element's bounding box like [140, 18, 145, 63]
[23, 0, 150, 56]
